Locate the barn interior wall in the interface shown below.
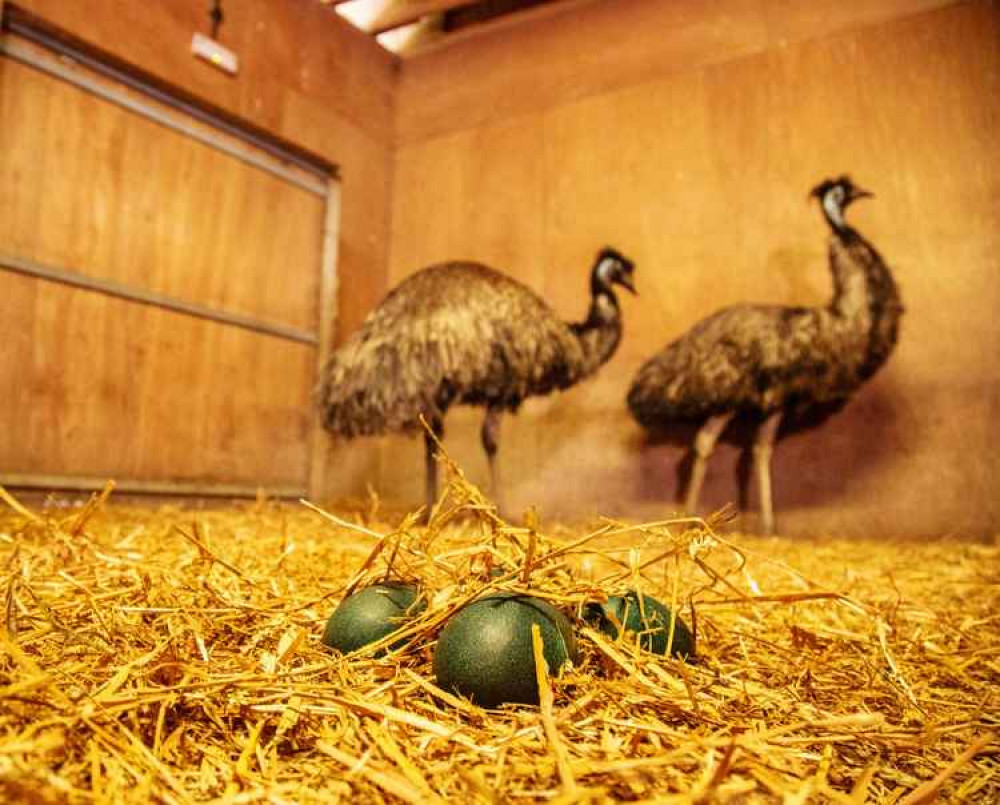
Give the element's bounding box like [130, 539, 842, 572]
[3, 0, 398, 495]
[5, 0, 997, 535]
[384, 0, 1000, 537]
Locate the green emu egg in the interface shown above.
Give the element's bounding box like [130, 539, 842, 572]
[322, 582, 426, 655]
[585, 590, 695, 659]
[433, 593, 578, 708]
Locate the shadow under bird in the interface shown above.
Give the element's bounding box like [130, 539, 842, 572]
[317, 248, 637, 515]
[627, 176, 903, 535]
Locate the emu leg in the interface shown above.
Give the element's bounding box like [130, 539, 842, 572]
[685, 412, 734, 516]
[753, 410, 782, 536]
[481, 405, 503, 511]
[424, 416, 444, 519]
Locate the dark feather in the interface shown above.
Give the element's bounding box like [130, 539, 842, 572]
[319, 251, 635, 439]
[628, 181, 902, 440]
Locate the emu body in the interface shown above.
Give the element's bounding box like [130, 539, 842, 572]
[318, 249, 636, 514]
[627, 177, 902, 534]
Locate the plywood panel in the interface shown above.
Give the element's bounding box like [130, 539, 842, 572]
[389, 115, 548, 280]
[13, 0, 397, 143]
[396, 0, 959, 144]
[761, 0, 965, 43]
[0, 271, 313, 486]
[387, 0, 1000, 536]
[2, 1, 398, 502]
[0, 56, 324, 331]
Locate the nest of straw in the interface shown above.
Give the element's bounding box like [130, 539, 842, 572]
[0, 455, 997, 803]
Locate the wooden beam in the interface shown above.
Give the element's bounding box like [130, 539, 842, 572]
[307, 179, 343, 500]
[397, 0, 585, 57]
[342, 0, 472, 36]
[0, 252, 319, 345]
[379, 16, 444, 55]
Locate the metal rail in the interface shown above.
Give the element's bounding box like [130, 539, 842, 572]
[0, 473, 306, 499]
[1, 252, 319, 346]
[0, 34, 329, 197]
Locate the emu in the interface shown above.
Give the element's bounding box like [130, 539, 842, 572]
[627, 177, 902, 535]
[318, 248, 636, 515]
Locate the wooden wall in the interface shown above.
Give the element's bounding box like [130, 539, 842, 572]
[1, 0, 397, 494]
[3, 0, 997, 534]
[1, 58, 324, 332]
[386, 0, 1000, 537]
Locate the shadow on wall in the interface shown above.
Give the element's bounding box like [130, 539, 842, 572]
[500, 389, 637, 517]
[633, 382, 907, 511]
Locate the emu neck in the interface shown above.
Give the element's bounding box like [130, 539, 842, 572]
[822, 194, 847, 232]
[828, 228, 870, 318]
[823, 201, 872, 318]
[571, 290, 623, 376]
[826, 227, 903, 375]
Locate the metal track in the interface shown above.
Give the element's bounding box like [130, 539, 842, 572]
[0, 33, 328, 197]
[1, 252, 319, 345]
[0, 473, 306, 499]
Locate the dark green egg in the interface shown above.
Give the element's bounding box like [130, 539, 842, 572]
[433, 593, 578, 708]
[322, 582, 426, 655]
[585, 590, 695, 658]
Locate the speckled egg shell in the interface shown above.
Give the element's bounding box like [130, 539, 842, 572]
[433, 593, 578, 708]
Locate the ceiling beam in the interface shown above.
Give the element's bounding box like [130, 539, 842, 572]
[377, 16, 444, 55]
[398, 0, 582, 57]
[339, 0, 474, 36]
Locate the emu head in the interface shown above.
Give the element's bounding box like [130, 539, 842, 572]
[811, 175, 874, 224]
[592, 247, 637, 296]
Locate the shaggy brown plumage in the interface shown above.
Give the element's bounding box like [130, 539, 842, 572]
[318, 248, 636, 512]
[627, 177, 903, 534]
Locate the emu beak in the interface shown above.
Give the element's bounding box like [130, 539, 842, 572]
[851, 187, 874, 202]
[619, 274, 637, 295]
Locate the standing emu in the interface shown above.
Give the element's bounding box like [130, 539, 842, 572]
[318, 248, 636, 514]
[627, 177, 902, 535]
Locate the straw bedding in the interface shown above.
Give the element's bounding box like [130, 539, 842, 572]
[0, 468, 996, 803]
